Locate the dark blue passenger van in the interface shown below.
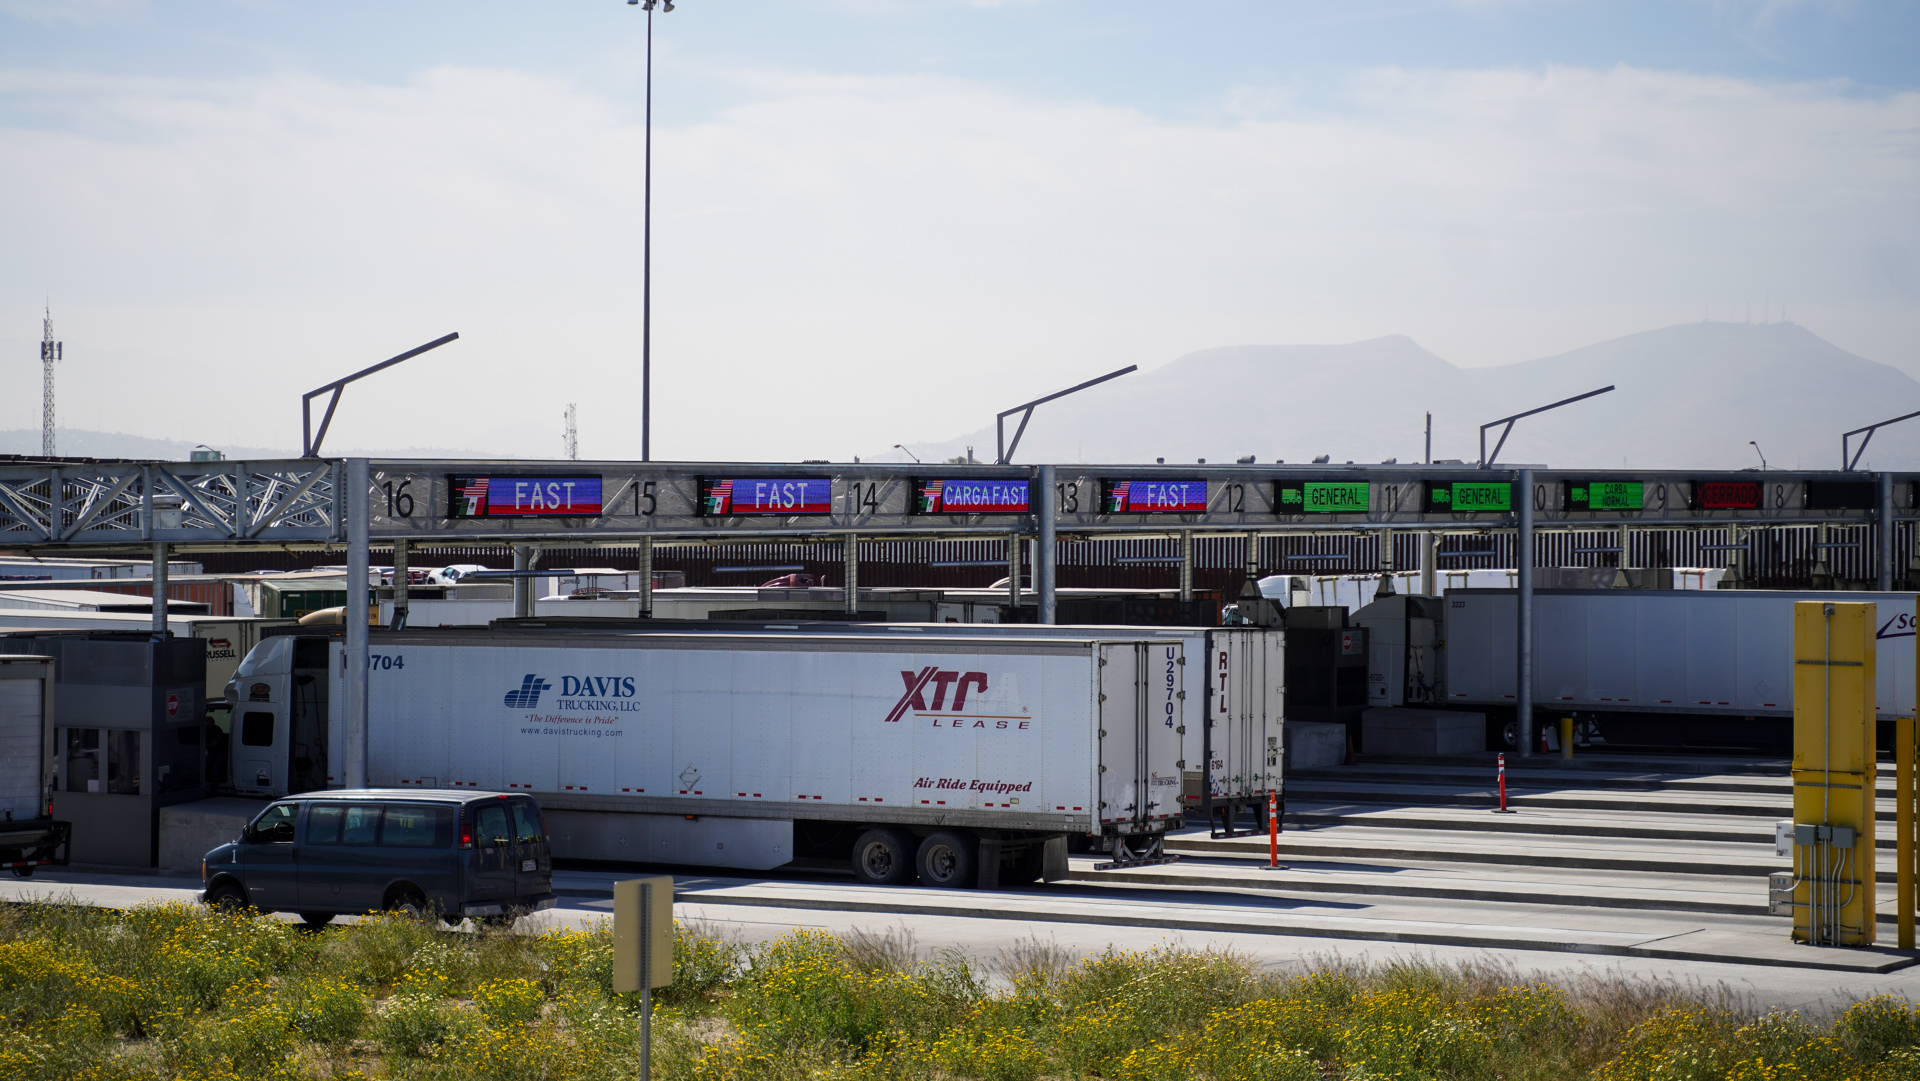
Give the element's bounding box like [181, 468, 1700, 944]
[200, 790, 555, 926]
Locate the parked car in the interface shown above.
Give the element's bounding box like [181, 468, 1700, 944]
[200, 790, 556, 926]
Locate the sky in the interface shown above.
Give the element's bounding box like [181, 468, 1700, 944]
[0, 0, 1915, 462]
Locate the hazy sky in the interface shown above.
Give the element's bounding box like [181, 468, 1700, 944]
[1, 1, 1915, 461]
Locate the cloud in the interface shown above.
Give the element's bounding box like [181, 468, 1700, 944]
[0, 0, 144, 27]
[0, 60, 1914, 461]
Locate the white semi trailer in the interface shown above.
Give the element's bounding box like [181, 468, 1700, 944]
[226, 628, 1191, 887]
[1435, 588, 1917, 749]
[503, 618, 1285, 834]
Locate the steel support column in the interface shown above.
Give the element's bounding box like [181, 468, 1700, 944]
[345, 458, 370, 789]
[1881, 471, 1896, 592]
[1517, 469, 1535, 758]
[513, 545, 533, 618]
[1007, 534, 1020, 611]
[391, 538, 408, 629]
[844, 533, 859, 615]
[1420, 531, 1437, 597]
[638, 537, 654, 618]
[1179, 531, 1193, 601]
[1038, 465, 1056, 624]
[151, 542, 169, 636]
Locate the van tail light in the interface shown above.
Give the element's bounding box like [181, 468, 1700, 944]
[458, 823, 474, 850]
[200, 858, 207, 884]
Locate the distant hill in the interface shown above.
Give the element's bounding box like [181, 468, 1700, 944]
[893, 322, 1920, 471]
[0, 430, 531, 462]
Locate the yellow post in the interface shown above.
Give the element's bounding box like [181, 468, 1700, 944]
[1559, 717, 1574, 759]
[1790, 601, 1877, 946]
[1899, 713, 1914, 950]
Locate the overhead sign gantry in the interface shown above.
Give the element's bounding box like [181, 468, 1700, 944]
[0, 454, 1912, 775]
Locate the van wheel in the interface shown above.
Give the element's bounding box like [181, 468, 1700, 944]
[385, 890, 429, 919]
[205, 882, 248, 912]
[916, 831, 977, 889]
[299, 912, 335, 927]
[851, 828, 916, 886]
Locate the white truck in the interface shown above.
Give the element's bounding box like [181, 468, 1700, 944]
[0, 656, 71, 877]
[1433, 588, 1918, 749]
[226, 628, 1193, 887]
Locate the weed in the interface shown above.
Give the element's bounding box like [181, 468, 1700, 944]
[0, 899, 1915, 1080]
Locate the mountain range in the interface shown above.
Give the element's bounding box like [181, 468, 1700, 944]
[8, 321, 1915, 471]
[896, 322, 1920, 472]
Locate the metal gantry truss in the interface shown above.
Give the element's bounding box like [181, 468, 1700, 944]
[0, 459, 341, 547]
[0, 456, 1915, 553]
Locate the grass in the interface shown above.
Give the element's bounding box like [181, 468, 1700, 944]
[0, 899, 1916, 1079]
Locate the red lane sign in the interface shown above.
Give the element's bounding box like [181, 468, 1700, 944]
[166, 693, 179, 718]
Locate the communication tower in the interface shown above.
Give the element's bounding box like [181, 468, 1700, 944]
[564, 403, 578, 461]
[39, 306, 61, 457]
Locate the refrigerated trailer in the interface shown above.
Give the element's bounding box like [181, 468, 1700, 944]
[227, 629, 1190, 887]
[1441, 588, 1918, 748]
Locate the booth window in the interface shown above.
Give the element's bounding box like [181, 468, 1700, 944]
[63, 729, 139, 795]
[64, 729, 100, 793]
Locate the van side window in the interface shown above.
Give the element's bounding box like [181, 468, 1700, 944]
[381, 805, 453, 848]
[307, 805, 342, 844]
[475, 804, 512, 848]
[511, 801, 544, 843]
[307, 804, 382, 845]
[240, 712, 275, 747]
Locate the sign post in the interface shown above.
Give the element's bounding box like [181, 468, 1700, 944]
[613, 877, 674, 1079]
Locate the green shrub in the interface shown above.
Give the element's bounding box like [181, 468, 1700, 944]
[473, 977, 545, 1026]
[287, 977, 370, 1044]
[370, 989, 465, 1058]
[1843, 996, 1920, 1063]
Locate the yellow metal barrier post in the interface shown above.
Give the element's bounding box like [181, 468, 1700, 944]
[1899, 712, 1914, 950]
[1791, 601, 1877, 946]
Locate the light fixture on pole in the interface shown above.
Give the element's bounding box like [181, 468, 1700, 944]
[627, 0, 676, 461]
[893, 445, 921, 463]
[1841, 410, 1920, 471]
[1749, 441, 1767, 470]
[995, 365, 1137, 464]
[1477, 385, 1615, 468]
[302, 333, 460, 457]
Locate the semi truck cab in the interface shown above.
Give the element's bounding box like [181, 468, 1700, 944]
[222, 635, 331, 797]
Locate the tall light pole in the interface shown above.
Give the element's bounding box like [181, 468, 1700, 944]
[628, 0, 675, 461]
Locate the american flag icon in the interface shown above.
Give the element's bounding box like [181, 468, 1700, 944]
[705, 479, 734, 514]
[458, 478, 489, 516]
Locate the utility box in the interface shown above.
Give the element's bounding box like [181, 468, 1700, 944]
[0, 633, 207, 867]
[1789, 601, 1876, 946]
